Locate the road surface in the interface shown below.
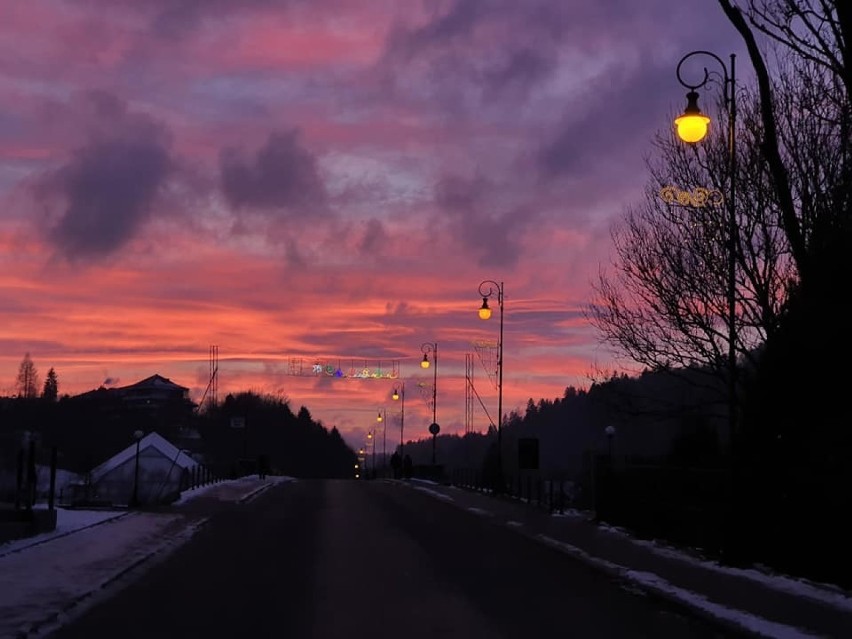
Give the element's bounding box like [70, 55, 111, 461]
[47, 480, 739, 638]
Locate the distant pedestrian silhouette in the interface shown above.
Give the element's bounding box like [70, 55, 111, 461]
[390, 452, 401, 479]
[402, 454, 413, 479]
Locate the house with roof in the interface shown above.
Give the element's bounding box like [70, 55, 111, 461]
[69, 374, 198, 458]
[76, 431, 200, 506]
[75, 374, 192, 410]
[114, 374, 190, 408]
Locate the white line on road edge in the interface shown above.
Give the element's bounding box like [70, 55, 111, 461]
[414, 486, 455, 502]
[466, 507, 492, 516]
[536, 534, 822, 639]
[598, 524, 852, 613]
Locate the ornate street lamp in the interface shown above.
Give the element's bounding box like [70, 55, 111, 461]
[477, 280, 504, 491]
[674, 90, 711, 143]
[377, 408, 387, 476]
[673, 50, 738, 456]
[392, 382, 405, 463]
[367, 431, 374, 479]
[420, 342, 438, 427]
[421, 342, 440, 467]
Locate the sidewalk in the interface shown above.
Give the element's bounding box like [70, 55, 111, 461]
[409, 480, 852, 639]
[0, 476, 284, 639]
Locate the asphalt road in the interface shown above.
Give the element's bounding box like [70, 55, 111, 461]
[47, 480, 740, 638]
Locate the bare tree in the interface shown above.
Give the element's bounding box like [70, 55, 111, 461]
[588, 84, 796, 391]
[718, 0, 852, 282]
[738, 1, 851, 101]
[589, 1, 851, 394]
[16, 353, 39, 399]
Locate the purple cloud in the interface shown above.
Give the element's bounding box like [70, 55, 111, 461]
[36, 92, 173, 261]
[220, 130, 329, 218]
[358, 218, 389, 256]
[436, 175, 536, 268]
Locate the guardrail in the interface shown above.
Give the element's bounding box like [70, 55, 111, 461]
[450, 468, 578, 515]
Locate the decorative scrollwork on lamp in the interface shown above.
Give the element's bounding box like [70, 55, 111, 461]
[660, 185, 724, 207]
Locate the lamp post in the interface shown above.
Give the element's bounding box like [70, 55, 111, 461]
[420, 342, 438, 424]
[377, 409, 387, 477]
[421, 342, 439, 467]
[131, 429, 144, 507]
[392, 382, 405, 463]
[422, 341, 440, 453]
[367, 431, 374, 479]
[673, 51, 738, 457]
[477, 280, 504, 491]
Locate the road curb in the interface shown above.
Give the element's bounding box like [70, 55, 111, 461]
[237, 481, 275, 504]
[0, 511, 130, 560]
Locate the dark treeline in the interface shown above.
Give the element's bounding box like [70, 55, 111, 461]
[405, 368, 727, 480]
[203, 393, 357, 479]
[405, 360, 849, 590]
[0, 390, 356, 480]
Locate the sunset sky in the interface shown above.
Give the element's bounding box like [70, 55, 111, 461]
[0, 1, 744, 451]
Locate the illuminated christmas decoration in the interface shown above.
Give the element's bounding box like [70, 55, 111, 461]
[288, 357, 400, 379]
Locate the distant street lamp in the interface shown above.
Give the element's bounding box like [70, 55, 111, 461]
[377, 409, 387, 476]
[392, 382, 405, 463]
[367, 431, 374, 479]
[131, 429, 144, 507]
[673, 50, 738, 455]
[420, 342, 439, 447]
[478, 280, 504, 491]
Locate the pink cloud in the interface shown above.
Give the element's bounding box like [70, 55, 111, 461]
[0, 0, 739, 450]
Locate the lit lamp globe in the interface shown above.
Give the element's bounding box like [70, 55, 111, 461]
[421, 354, 430, 369]
[392, 389, 400, 401]
[674, 91, 711, 143]
[478, 298, 492, 320]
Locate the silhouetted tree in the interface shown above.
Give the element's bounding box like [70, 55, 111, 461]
[42, 368, 58, 402]
[16, 353, 39, 399]
[716, 0, 851, 583]
[587, 78, 797, 408]
[201, 392, 356, 478]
